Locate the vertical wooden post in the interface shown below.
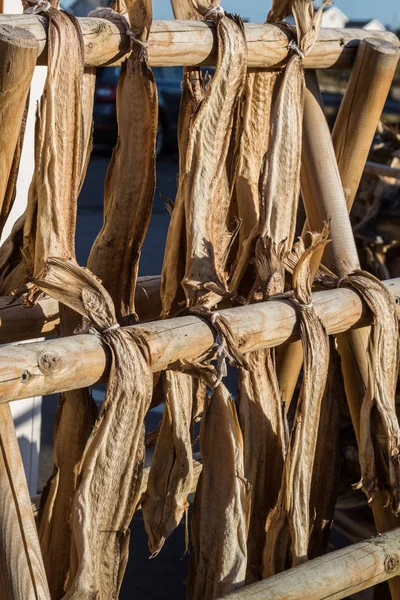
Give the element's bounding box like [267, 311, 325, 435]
[332, 38, 399, 210]
[0, 404, 50, 599]
[0, 23, 49, 599]
[300, 70, 400, 600]
[0, 25, 38, 235]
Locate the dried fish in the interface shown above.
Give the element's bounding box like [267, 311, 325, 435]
[237, 350, 286, 583]
[88, 0, 157, 324]
[32, 258, 153, 600]
[0, 9, 86, 296]
[142, 370, 194, 556]
[182, 9, 247, 306]
[263, 231, 330, 576]
[308, 338, 343, 559]
[188, 384, 250, 599]
[161, 66, 207, 318]
[338, 270, 400, 514]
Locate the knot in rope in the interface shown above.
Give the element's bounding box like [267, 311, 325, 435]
[288, 38, 305, 60]
[24, 0, 51, 14]
[205, 5, 225, 22]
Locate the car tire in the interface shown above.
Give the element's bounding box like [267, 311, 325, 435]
[156, 118, 165, 156]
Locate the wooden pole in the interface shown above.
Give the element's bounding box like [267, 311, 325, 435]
[0, 25, 38, 234]
[0, 274, 161, 344]
[0, 278, 398, 404]
[0, 15, 397, 68]
[0, 403, 50, 599]
[332, 38, 399, 210]
[220, 528, 400, 600]
[300, 70, 400, 599]
[365, 161, 400, 180]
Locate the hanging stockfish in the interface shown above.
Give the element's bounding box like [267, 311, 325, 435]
[143, 0, 246, 561]
[32, 258, 153, 600]
[87, 0, 157, 324]
[181, 5, 247, 307]
[188, 383, 250, 600]
[160, 66, 207, 318]
[234, 68, 279, 263]
[308, 338, 343, 559]
[262, 231, 330, 576]
[338, 271, 400, 514]
[142, 370, 194, 556]
[0, 7, 87, 296]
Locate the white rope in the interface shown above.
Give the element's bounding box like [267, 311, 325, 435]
[102, 323, 121, 334]
[288, 38, 305, 60]
[24, 0, 51, 14]
[88, 7, 148, 50]
[205, 5, 225, 21]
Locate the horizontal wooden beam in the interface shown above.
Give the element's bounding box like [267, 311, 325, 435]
[220, 527, 400, 600]
[0, 15, 398, 68]
[365, 161, 400, 180]
[0, 278, 399, 403]
[0, 275, 161, 344]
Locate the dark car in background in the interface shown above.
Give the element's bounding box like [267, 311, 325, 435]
[93, 66, 183, 154]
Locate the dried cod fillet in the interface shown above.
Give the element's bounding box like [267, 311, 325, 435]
[161, 66, 207, 318]
[230, 0, 329, 295]
[338, 271, 400, 514]
[308, 338, 343, 559]
[32, 258, 153, 600]
[188, 384, 250, 600]
[88, 0, 157, 324]
[182, 10, 247, 306]
[262, 231, 330, 576]
[142, 370, 194, 556]
[237, 349, 286, 583]
[0, 9, 85, 296]
[235, 69, 278, 260]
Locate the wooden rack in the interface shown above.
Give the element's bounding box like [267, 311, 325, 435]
[0, 10, 399, 600]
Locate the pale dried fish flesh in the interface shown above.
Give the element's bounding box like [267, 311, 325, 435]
[188, 384, 250, 599]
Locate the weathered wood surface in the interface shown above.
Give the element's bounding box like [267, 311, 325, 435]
[0, 15, 398, 68]
[0, 25, 38, 235]
[332, 38, 400, 209]
[220, 528, 400, 600]
[0, 274, 161, 344]
[0, 279, 399, 403]
[365, 161, 400, 180]
[0, 403, 50, 599]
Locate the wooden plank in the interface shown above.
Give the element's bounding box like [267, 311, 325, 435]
[0, 15, 397, 68]
[0, 279, 398, 404]
[220, 528, 400, 600]
[0, 403, 50, 599]
[332, 38, 399, 209]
